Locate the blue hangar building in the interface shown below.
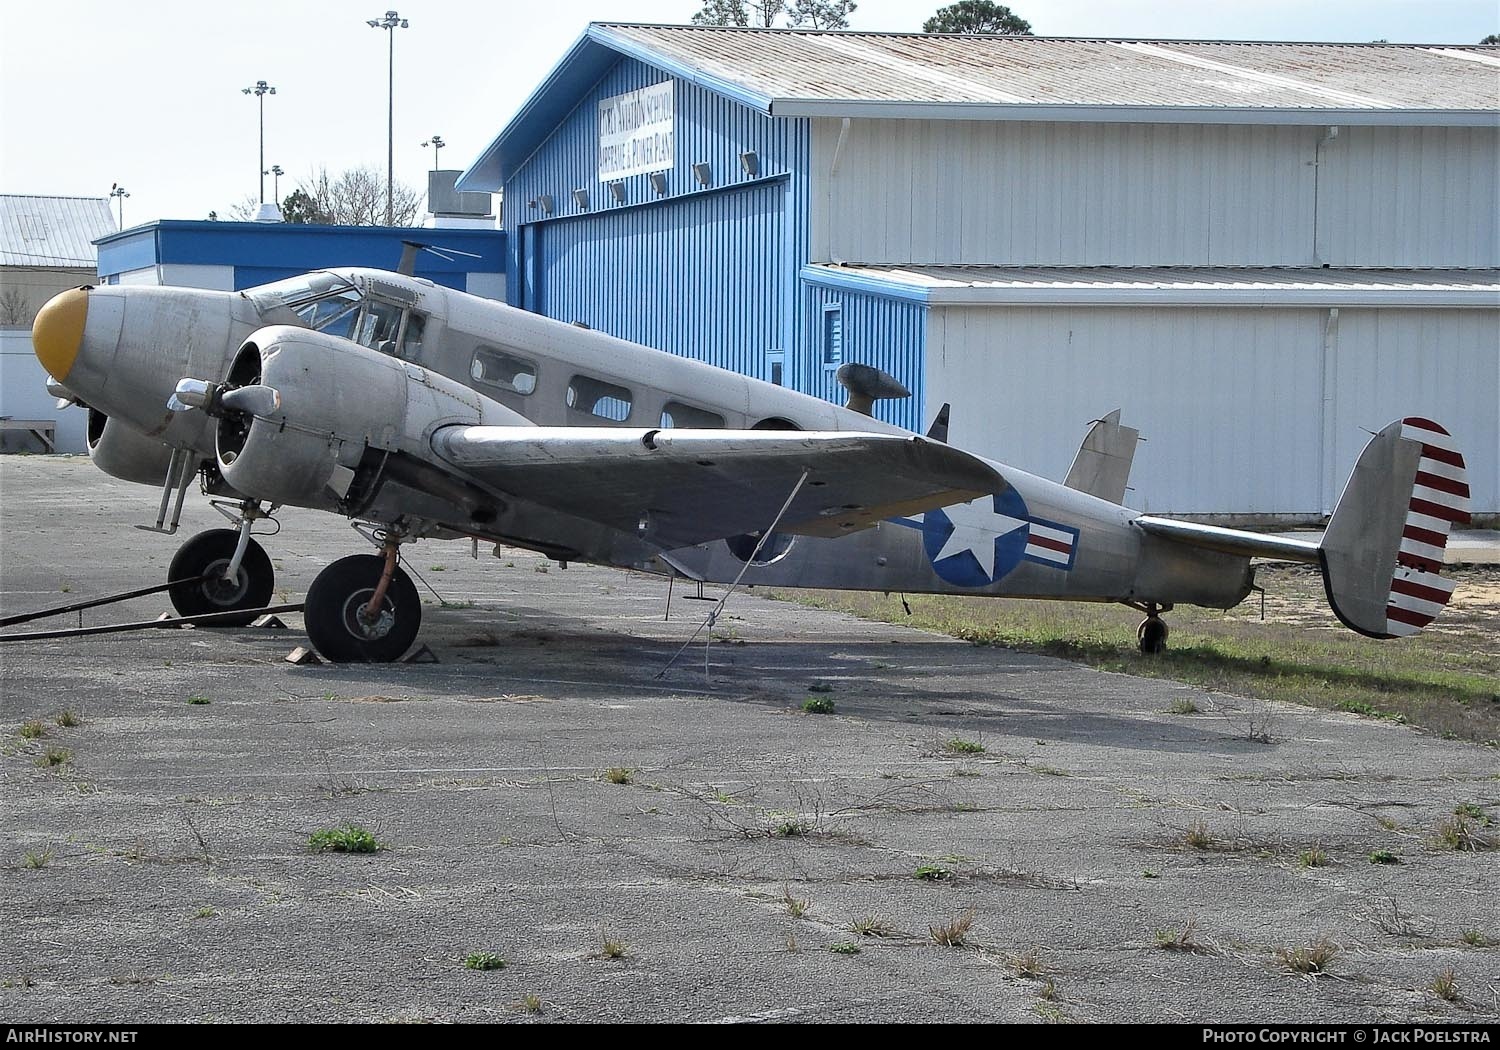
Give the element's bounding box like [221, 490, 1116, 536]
[460, 25, 1499, 521]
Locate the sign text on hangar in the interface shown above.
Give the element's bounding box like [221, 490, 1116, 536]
[598, 81, 675, 181]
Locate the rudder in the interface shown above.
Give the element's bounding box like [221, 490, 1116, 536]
[1320, 418, 1470, 638]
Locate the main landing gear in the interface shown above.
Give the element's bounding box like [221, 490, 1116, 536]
[1136, 603, 1170, 656]
[303, 530, 421, 663]
[166, 501, 278, 626]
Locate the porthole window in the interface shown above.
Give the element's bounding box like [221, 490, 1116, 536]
[471, 347, 537, 395]
[567, 374, 633, 422]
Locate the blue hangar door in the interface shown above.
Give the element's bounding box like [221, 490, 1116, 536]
[532, 180, 787, 379]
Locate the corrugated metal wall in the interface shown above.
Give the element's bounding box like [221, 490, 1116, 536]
[811, 119, 1319, 266]
[537, 181, 786, 376]
[799, 283, 926, 431]
[504, 55, 812, 387]
[1316, 127, 1500, 267]
[924, 304, 1498, 518]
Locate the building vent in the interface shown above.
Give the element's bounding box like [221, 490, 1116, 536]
[428, 170, 492, 217]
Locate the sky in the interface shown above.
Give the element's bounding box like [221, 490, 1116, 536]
[2, 0, 1495, 228]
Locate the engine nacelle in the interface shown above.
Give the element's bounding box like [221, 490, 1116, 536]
[215, 326, 524, 514]
[87, 409, 182, 487]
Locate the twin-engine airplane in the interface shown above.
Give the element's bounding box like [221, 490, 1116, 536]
[29, 267, 1470, 663]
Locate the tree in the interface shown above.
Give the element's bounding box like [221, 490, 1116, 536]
[280, 188, 327, 225]
[691, 0, 856, 30]
[1481, 33, 1499, 44]
[289, 167, 423, 226]
[922, 1, 1031, 35]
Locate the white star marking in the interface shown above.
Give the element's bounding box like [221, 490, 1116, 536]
[931, 498, 1028, 579]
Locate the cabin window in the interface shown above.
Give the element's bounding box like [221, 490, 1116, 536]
[821, 305, 843, 368]
[400, 311, 427, 360]
[567, 375, 632, 422]
[660, 401, 725, 429]
[354, 300, 406, 356]
[470, 347, 537, 395]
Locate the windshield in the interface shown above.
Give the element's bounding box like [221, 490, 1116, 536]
[246, 272, 363, 336]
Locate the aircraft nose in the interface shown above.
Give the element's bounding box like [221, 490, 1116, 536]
[32, 287, 89, 382]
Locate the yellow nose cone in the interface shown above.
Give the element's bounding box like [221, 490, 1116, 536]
[32, 287, 89, 382]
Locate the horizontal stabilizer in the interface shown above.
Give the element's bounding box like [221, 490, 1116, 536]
[431, 426, 1002, 550]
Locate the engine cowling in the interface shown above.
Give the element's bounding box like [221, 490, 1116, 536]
[87, 409, 180, 487]
[214, 326, 524, 514]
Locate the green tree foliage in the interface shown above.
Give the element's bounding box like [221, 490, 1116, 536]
[1480, 33, 1499, 44]
[692, 0, 856, 29]
[279, 188, 326, 225]
[923, 1, 1032, 35]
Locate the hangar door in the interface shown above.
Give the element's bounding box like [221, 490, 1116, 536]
[530, 180, 788, 380]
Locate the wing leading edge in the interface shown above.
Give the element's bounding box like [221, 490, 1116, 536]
[430, 426, 1004, 550]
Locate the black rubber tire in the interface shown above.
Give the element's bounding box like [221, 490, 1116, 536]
[167, 529, 274, 626]
[1138, 617, 1169, 656]
[304, 554, 421, 663]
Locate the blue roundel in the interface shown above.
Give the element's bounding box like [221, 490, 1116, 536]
[921, 488, 1032, 587]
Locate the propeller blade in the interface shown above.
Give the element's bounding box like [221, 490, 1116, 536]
[220, 384, 281, 416]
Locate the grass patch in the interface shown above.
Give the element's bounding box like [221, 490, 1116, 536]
[599, 933, 628, 960]
[18, 720, 46, 739]
[801, 696, 836, 714]
[827, 941, 861, 955]
[1168, 699, 1200, 715]
[770, 566, 1500, 744]
[930, 909, 976, 947]
[519, 993, 544, 1014]
[1432, 815, 1496, 852]
[21, 849, 53, 869]
[1184, 821, 1213, 850]
[55, 709, 81, 728]
[186, 695, 211, 706]
[1298, 848, 1331, 868]
[1460, 929, 1488, 947]
[192, 906, 217, 919]
[851, 914, 896, 937]
[1429, 967, 1460, 1002]
[944, 737, 986, 755]
[463, 952, 506, 971]
[913, 864, 951, 882]
[783, 887, 810, 919]
[36, 747, 70, 768]
[1154, 919, 1210, 953]
[1010, 946, 1047, 978]
[1278, 937, 1340, 975]
[308, 824, 384, 853]
[1369, 849, 1401, 865]
[602, 767, 635, 785]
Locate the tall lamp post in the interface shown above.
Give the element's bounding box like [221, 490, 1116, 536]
[109, 184, 130, 228]
[241, 80, 277, 204]
[367, 10, 410, 226]
[422, 134, 445, 171]
[267, 164, 285, 203]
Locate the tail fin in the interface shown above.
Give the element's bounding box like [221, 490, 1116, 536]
[1064, 409, 1139, 505]
[1321, 418, 1470, 638]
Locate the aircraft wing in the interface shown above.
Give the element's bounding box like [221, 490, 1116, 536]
[431, 426, 1002, 549]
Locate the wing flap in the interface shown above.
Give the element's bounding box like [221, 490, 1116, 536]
[431, 426, 1003, 549]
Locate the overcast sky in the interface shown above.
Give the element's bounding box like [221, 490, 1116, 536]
[3, 0, 1495, 228]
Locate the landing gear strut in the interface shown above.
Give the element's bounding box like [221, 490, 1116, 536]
[1137, 604, 1170, 656]
[303, 537, 421, 663]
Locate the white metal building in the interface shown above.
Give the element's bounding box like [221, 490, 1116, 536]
[466, 28, 1499, 521]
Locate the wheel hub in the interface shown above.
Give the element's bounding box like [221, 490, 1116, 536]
[345, 592, 395, 640]
[199, 559, 249, 605]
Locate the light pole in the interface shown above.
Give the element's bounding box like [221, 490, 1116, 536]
[241, 80, 277, 203]
[367, 10, 410, 225]
[267, 164, 284, 203]
[109, 184, 130, 228]
[422, 134, 445, 171]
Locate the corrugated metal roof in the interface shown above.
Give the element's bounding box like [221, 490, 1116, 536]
[804, 264, 1500, 306]
[596, 26, 1500, 116]
[0, 195, 116, 268]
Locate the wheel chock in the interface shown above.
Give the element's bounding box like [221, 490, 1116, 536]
[285, 646, 322, 665]
[402, 644, 439, 664]
[252, 614, 289, 629]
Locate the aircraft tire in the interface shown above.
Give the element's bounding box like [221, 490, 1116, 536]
[1137, 617, 1169, 656]
[168, 529, 274, 626]
[304, 554, 421, 663]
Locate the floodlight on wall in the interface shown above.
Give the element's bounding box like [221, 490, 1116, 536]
[608, 180, 626, 203]
[738, 151, 759, 178]
[535, 194, 554, 214]
[572, 188, 590, 210]
[648, 171, 668, 196]
[691, 162, 712, 186]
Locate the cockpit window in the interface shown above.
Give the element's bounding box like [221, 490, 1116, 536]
[247, 273, 363, 337]
[354, 300, 405, 355]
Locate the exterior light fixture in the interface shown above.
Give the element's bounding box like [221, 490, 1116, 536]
[241, 80, 277, 204]
[366, 10, 411, 225]
[648, 171, 668, 196]
[536, 194, 554, 214]
[421, 134, 445, 170]
[109, 183, 130, 227]
[691, 162, 712, 186]
[572, 188, 590, 210]
[608, 181, 626, 203]
[738, 151, 759, 177]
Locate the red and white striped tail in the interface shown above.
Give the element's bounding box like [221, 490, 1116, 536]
[1386, 418, 1470, 636]
[1321, 417, 1468, 640]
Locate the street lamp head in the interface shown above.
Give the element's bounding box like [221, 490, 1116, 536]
[368, 10, 408, 29]
[242, 80, 276, 97]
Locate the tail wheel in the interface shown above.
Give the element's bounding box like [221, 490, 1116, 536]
[167, 529, 274, 625]
[1138, 616, 1169, 656]
[304, 554, 421, 663]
